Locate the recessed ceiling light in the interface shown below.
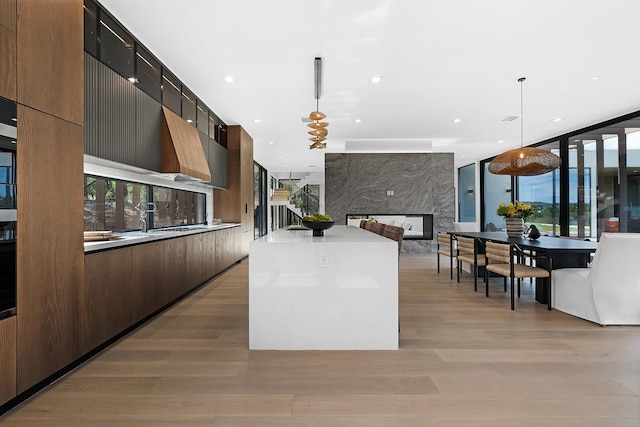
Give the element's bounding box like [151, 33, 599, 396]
[268, 141, 274, 145]
[460, 155, 465, 158]
[552, 118, 563, 122]
[453, 118, 461, 123]
[497, 140, 504, 144]
[354, 118, 362, 123]
[186, 119, 193, 123]
[127, 77, 138, 84]
[590, 76, 599, 81]
[224, 76, 235, 83]
[371, 76, 383, 83]
[254, 119, 261, 123]
[279, 156, 284, 159]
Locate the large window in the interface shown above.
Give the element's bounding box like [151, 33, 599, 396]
[482, 162, 511, 231]
[84, 175, 206, 232]
[457, 163, 476, 222]
[254, 162, 268, 238]
[517, 141, 561, 236]
[481, 114, 640, 239]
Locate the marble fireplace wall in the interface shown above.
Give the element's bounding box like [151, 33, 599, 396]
[325, 153, 454, 253]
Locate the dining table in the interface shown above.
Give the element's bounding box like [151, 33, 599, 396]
[450, 231, 599, 304]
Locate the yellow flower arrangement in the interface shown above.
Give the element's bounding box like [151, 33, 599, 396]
[496, 201, 534, 222]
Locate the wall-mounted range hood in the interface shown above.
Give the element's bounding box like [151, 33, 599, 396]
[161, 106, 211, 183]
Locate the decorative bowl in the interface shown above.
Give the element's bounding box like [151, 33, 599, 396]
[301, 220, 335, 236]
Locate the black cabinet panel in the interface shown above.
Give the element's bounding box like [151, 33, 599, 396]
[135, 90, 161, 171]
[84, 53, 136, 164]
[209, 138, 228, 189]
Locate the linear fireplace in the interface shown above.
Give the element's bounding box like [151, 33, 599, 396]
[346, 214, 433, 240]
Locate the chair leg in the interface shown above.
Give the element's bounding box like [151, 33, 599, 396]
[547, 276, 552, 311]
[503, 277, 507, 292]
[485, 269, 489, 297]
[510, 276, 515, 310]
[456, 260, 460, 283]
[437, 254, 440, 273]
[473, 264, 477, 292]
[450, 256, 453, 280]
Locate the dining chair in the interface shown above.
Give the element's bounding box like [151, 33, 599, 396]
[437, 232, 456, 280]
[484, 241, 553, 310]
[382, 224, 405, 255]
[456, 236, 486, 291]
[369, 222, 386, 235]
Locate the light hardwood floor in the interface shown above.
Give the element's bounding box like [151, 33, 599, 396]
[2, 254, 639, 426]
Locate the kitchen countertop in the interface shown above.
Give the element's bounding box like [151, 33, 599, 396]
[84, 223, 241, 253]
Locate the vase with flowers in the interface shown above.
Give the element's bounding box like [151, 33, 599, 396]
[496, 201, 534, 237]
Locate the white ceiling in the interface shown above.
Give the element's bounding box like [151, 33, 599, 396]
[99, 0, 640, 174]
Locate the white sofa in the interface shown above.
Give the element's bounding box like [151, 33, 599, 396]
[551, 233, 640, 325]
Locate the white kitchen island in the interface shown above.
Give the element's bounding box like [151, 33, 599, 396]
[249, 225, 398, 350]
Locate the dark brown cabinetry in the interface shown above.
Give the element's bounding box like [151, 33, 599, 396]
[185, 233, 204, 291]
[214, 126, 254, 257]
[215, 227, 241, 274]
[131, 241, 165, 324]
[84, 248, 132, 352]
[17, 0, 83, 125]
[0, 316, 16, 405]
[17, 106, 84, 394]
[0, 26, 16, 101]
[163, 237, 186, 303]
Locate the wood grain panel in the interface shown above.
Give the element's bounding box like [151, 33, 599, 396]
[131, 241, 165, 324]
[0, 316, 16, 405]
[17, 0, 83, 124]
[161, 106, 211, 182]
[215, 227, 240, 274]
[202, 231, 216, 280]
[84, 248, 132, 352]
[0, 0, 16, 32]
[213, 125, 253, 257]
[16, 105, 84, 393]
[163, 237, 186, 303]
[185, 233, 203, 291]
[0, 26, 16, 100]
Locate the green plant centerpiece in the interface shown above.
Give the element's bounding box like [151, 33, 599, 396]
[301, 212, 335, 236]
[496, 201, 534, 237]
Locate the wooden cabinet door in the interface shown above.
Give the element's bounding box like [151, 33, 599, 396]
[164, 237, 186, 303]
[0, 315, 16, 405]
[185, 233, 204, 291]
[0, 26, 16, 101]
[131, 241, 165, 324]
[84, 248, 132, 352]
[202, 232, 216, 282]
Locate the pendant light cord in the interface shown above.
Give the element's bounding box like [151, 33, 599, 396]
[519, 77, 525, 148]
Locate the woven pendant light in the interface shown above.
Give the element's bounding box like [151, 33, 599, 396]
[489, 77, 561, 176]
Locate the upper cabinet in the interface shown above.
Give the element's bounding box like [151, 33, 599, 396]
[0, 0, 17, 101]
[0, 27, 16, 101]
[17, 0, 83, 125]
[214, 125, 253, 256]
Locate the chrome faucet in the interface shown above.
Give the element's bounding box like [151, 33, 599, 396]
[135, 201, 157, 233]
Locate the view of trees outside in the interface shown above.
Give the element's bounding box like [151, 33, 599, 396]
[84, 175, 204, 231]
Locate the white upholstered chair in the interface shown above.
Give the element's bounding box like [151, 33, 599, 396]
[552, 233, 640, 325]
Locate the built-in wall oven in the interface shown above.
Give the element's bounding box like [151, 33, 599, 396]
[0, 96, 17, 320]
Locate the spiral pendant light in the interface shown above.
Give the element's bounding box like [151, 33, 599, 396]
[306, 57, 328, 149]
[488, 77, 562, 176]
